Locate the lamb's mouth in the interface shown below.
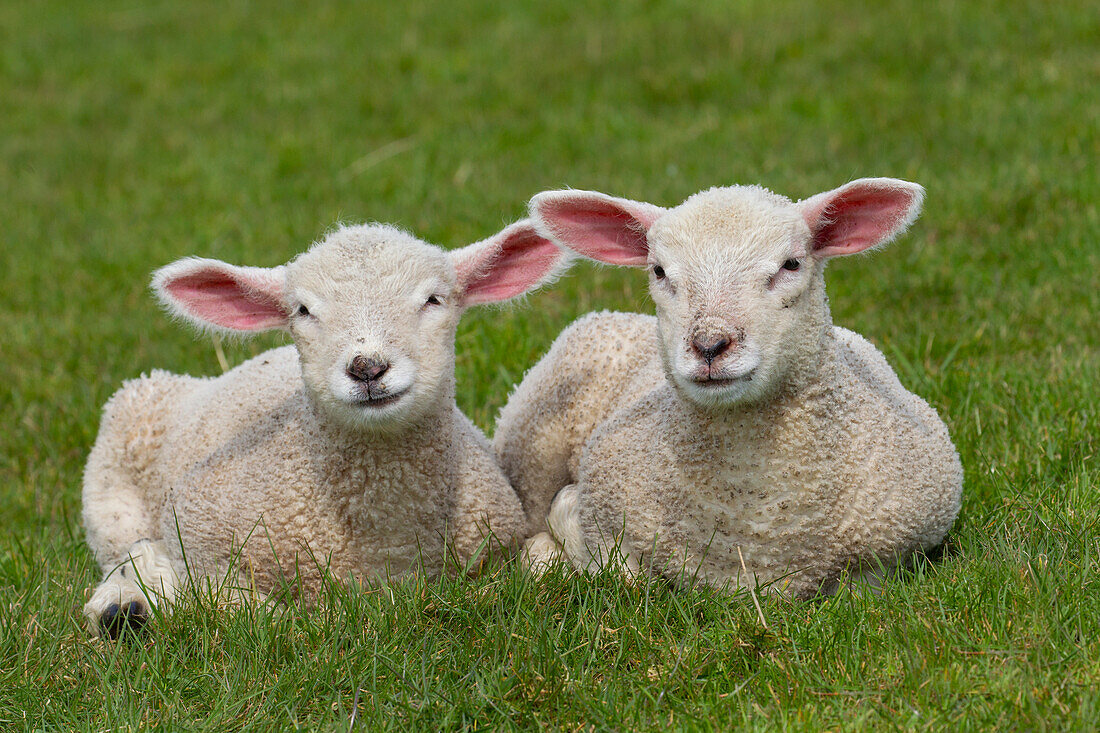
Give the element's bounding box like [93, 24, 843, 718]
[691, 370, 754, 387]
[352, 388, 410, 408]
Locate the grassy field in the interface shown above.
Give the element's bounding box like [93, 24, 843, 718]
[1, 0, 1097, 728]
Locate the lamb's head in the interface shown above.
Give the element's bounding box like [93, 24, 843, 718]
[153, 220, 567, 431]
[531, 178, 923, 408]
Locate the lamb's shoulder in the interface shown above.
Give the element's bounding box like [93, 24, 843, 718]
[825, 327, 962, 554]
[168, 344, 301, 434]
[92, 347, 297, 496]
[494, 310, 664, 536]
[497, 310, 662, 453]
[830, 328, 932, 413]
[548, 310, 660, 367]
[449, 408, 525, 556]
[828, 326, 956, 471]
[153, 345, 305, 484]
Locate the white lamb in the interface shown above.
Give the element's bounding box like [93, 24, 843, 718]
[83, 219, 567, 637]
[494, 178, 963, 597]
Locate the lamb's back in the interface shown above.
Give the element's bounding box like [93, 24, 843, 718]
[827, 327, 963, 558]
[494, 311, 663, 535]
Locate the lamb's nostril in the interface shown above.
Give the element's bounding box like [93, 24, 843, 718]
[347, 355, 390, 382]
[692, 334, 732, 363]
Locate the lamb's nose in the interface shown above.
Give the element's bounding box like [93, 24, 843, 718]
[691, 333, 732, 363]
[347, 355, 389, 382]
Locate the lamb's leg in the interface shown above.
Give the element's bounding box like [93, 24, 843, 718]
[82, 378, 191, 637]
[521, 532, 564, 573]
[82, 430, 164, 573]
[84, 539, 179, 638]
[520, 485, 582, 574]
[547, 485, 587, 568]
[528, 485, 641, 579]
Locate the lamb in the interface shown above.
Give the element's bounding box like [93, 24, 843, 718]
[494, 178, 963, 597]
[83, 219, 567, 637]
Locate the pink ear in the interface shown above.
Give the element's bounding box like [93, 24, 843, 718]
[799, 178, 925, 258]
[152, 258, 288, 332]
[452, 220, 569, 306]
[529, 190, 664, 266]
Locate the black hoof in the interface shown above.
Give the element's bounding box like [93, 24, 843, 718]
[100, 601, 149, 640]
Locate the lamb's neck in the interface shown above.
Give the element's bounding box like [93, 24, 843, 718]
[781, 322, 838, 398]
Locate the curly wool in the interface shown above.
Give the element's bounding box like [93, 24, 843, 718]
[82, 220, 563, 635]
[496, 180, 962, 596]
[85, 346, 516, 591]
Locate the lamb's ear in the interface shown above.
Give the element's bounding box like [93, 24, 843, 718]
[528, 189, 664, 266]
[152, 258, 288, 332]
[451, 219, 571, 306]
[798, 178, 925, 258]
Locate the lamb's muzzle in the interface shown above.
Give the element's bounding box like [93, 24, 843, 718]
[691, 332, 732, 363]
[347, 355, 390, 383]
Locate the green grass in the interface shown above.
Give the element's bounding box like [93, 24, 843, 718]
[1, 0, 1098, 728]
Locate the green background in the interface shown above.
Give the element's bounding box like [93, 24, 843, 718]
[1, 0, 1097, 728]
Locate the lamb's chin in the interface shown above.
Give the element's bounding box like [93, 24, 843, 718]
[675, 373, 765, 409]
[326, 396, 416, 434]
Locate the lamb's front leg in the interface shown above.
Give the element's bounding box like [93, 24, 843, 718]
[521, 531, 565, 572]
[84, 538, 179, 638]
[525, 485, 641, 579]
[520, 485, 578, 573]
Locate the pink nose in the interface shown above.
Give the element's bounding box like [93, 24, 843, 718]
[691, 333, 731, 363]
[347, 355, 389, 382]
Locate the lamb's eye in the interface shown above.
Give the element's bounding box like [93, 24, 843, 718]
[782, 259, 800, 271]
[652, 265, 666, 280]
[296, 304, 311, 317]
[425, 294, 443, 307]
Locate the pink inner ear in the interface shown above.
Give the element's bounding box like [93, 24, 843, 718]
[535, 194, 659, 266]
[460, 227, 563, 305]
[806, 184, 920, 257]
[164, 269, 286, 331]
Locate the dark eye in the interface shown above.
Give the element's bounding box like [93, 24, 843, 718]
[425, 294, 443, 307]
[296, 304, 310, 317]
[652, 265, 666, 280]
[782, 259, 800, 271]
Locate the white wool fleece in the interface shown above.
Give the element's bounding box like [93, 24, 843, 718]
[82, 219, 569, 635]
[495, 179, 962, 597]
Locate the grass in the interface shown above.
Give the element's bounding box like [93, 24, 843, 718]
[1, 0, 1097, 728]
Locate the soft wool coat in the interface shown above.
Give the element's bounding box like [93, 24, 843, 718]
[83, 220, 565, 635]
[86, 346, 519, 592]
[495, 179, 963, 596]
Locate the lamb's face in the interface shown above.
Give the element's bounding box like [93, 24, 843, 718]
[646, 187, 826, 408]
[155, 219, 565, 433]
[531, 178, 923, 411]
[285, 225, 462, 432]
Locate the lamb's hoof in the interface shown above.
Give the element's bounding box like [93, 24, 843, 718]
[522, 532, 564, 575]
[100, 600, 149, 640]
